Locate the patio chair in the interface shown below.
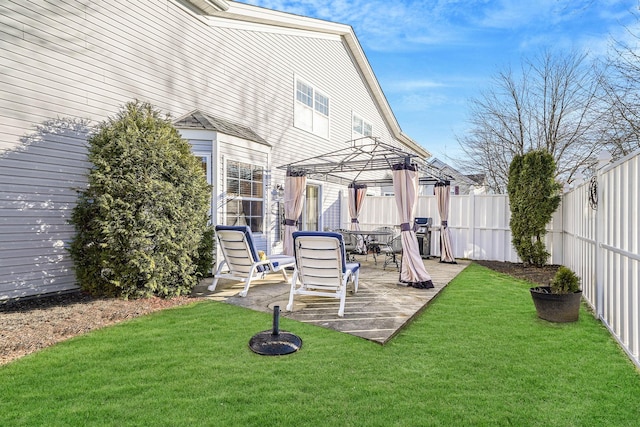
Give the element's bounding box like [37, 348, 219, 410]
[381, 234, 403, 271]
[366, 226, 394, 264]
[367, 226, 394, 253]
[338, 229, 359, 262]
[208, 225, 295, 297]
[286, 231, 360, 317]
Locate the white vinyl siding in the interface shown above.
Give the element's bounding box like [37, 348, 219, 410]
[0, 0, 407, 298]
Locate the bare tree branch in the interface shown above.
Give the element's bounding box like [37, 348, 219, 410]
[457, 49, 605, 192]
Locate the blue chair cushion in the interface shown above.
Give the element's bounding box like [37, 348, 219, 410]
[345, 262, 360, 275]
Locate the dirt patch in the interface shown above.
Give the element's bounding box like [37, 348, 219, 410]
[1, 292, 202, 366]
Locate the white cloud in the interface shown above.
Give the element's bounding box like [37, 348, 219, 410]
[391, 92, 451, 112]
[237, 0, 638, 54]
[387, 79, 445, 92]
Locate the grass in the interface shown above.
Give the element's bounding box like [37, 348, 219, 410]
[1, 263, 639, 426]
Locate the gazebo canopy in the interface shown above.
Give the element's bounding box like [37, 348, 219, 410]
[276, 138, 451, 186]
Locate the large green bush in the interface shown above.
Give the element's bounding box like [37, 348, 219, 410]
[507, 150, 561, 267]
[69, 101, 212, 299]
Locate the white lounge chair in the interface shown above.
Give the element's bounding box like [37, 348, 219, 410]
[286, 231, 360, 317]
[208, 225, 295, 297]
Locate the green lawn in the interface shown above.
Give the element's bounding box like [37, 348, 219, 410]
[1, 263, 638, 426]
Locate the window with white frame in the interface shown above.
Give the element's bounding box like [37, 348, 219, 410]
[193, 153, 212, 218]
[294, 77, 330, 139]
[352, 113, 373, 140]
[225, 160, 264, 233]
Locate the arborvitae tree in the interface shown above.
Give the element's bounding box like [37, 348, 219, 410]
[69, 101, 212, 299]
[507, 150, 561, 267]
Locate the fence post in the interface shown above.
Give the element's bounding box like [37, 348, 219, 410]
[468, 189, 476, 260]
[595, 169, 604, 318]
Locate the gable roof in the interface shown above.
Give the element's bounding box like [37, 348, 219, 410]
[429, 157, 485, 186]
[184, 0, 430, 159]
[174, 110, 270, 146]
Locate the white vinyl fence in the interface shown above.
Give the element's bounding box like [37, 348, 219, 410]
[341, 149, 640, 369]
[344, 192, 564, 264]
[563, 151, 640, 369]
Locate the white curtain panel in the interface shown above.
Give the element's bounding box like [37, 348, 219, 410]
[392, 163, 434, 288]
[435, 181, 456, 264]
[283, 171, 307, 256]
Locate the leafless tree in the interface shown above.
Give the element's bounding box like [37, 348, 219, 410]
[457, 50, 605, 193]
[599, 16, 640, 159]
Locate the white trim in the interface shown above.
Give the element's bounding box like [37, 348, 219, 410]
[178, 129, 217, 140]
[204, 15, 342, 41]
[214, 2, 351, 35]
[217, 133, 271, 154]
[186, 0, 229, 14]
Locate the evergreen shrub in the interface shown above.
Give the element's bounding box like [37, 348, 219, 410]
[550, 266, 581, 294]
[69, 101, 212, 298]
[507, 150, 561, 267]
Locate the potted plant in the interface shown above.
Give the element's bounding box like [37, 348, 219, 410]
[530, 266, 582, 322]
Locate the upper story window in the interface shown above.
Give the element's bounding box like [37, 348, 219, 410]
[352, 113, 373, 140]
[294, 77, 330, 139]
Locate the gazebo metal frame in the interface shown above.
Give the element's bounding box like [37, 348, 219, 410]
[276, 137, 452, 185]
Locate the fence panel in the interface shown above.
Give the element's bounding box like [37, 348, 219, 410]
[595, 152, 640, 366]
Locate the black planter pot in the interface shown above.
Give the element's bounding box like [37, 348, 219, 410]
[530, 286, 582, 323]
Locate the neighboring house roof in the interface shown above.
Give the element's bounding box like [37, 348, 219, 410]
[465, 173, 487, 186]
[184, 0, 430, 160]
[174, 110, 270, 147]
[429, 157, 484, 186]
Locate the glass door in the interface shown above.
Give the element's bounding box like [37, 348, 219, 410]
[301, 184, 320, 231]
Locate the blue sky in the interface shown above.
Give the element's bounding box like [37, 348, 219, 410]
[236, 0, 638, 166]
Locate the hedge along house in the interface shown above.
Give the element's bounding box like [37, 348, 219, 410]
[0, 0, 431, 300]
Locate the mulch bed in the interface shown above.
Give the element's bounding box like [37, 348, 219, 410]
[474, 260, 560, 286]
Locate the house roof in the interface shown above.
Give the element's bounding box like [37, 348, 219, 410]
[173, 110, 270, 146]
[184, 0, 430, 160]
[429, 158, 485, 186]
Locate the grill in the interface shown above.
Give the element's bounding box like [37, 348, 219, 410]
[414, 217, 432, 258]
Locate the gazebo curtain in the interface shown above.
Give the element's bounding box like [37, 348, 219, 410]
[435, 181, 456, 264]
[392, 163, 434, 289]
[348, 182, 367, 253]
[283, 169, 306, 256]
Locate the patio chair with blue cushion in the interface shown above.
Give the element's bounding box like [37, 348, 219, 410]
[286, 231, 360, 317]
[208, 225, 295, 297]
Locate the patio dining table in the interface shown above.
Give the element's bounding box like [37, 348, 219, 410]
[343, 229, 394, 265]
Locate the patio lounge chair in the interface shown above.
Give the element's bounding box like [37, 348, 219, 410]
[286, 231, 360, 317]
[208, 225, 295, 297]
